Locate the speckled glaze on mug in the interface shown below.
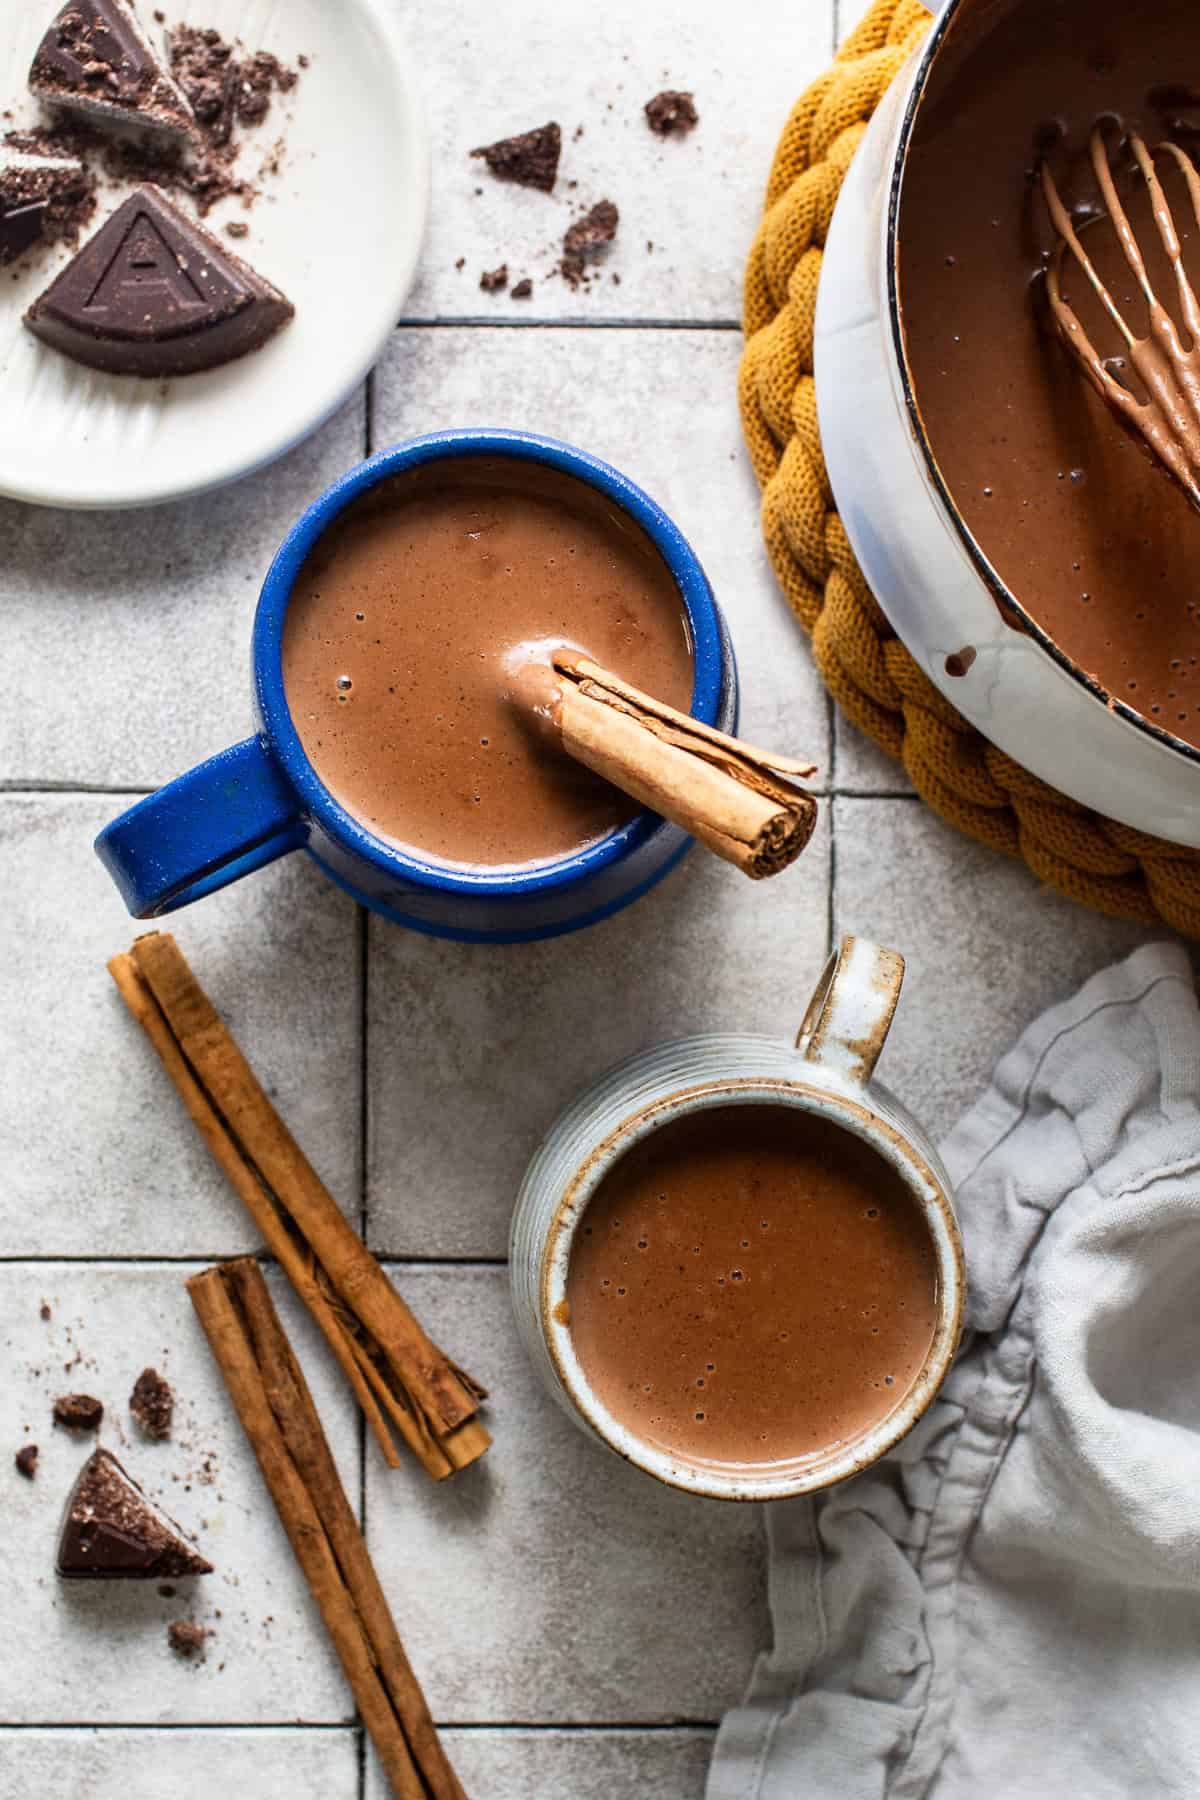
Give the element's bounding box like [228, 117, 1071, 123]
[510, 936, 964, 1501]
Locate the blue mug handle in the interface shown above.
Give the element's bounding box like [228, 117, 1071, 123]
[95, 736, 308, 918]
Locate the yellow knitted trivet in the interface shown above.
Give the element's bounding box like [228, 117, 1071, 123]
[739, 0, 1200, 936]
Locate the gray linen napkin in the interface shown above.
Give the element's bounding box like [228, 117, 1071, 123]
[709, 941, 1200, 1799]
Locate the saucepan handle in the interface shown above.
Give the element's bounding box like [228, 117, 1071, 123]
[795, 934, 905, 1091]
[94, 736, 307, 917]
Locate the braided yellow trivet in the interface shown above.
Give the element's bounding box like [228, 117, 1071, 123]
[739, 0, 1200, 936]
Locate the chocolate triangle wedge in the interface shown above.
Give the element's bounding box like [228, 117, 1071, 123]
[25, 184, 294, 377]
[57, 1448, 213, 1580]
[28, 0, 194, 136]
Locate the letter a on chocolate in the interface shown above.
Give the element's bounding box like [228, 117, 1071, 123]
[25, 185, 293, 377]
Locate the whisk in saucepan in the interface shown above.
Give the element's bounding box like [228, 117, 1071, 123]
[1042, 127, 1200, 510]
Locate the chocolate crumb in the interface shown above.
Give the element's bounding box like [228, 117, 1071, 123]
[6, 117, 240, 219]
[158, 1584, 177, 1598]
[170, 26, 298, 152]
[480, 262, 507, 291]
[15, 1445, 38, 1479]
[130, 1368, 174, 1442]
[54, 1393, 103, 1434]
[561, 199, 618, 286]
[470, 121, 560, 193]
[225, 219, 248, 238]
[510, 277, 533, 299]
[644, 90, 699, 136]
[454, 255, 465, 270]
[148, 23, 302, 213]
[167, 1619, 209, 1660]
[298, 54, 310, 70]
[40, 1303, 51, 1322]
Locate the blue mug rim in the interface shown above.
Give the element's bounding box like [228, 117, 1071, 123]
[253, 428, 726, 899]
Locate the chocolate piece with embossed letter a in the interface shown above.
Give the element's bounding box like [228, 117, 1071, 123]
[25, 184, 293, 376]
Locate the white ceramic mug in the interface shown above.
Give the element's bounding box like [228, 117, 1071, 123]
[510, 936, 965, 1500]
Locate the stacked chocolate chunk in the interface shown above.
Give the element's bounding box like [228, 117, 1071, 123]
[0, 149, 93, 263]
[9, 0, 295, 377]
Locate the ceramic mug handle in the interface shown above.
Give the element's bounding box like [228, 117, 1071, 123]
[95, 736, 306, 918]
[795, 935, 905, 1091]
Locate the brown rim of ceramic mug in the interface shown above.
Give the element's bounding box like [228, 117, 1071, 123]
[538, 1075, 965, 1501]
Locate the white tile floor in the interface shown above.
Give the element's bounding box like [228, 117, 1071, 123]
[0, 0, 1176, 1795]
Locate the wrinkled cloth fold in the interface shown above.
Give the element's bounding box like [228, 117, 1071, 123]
[710, 942, 1200, 1799]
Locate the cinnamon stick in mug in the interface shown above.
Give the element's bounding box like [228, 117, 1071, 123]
[108, 932, 489, 1479]
[512, 651, 818, 879]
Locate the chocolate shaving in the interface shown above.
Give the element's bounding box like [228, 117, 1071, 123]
[169, 27, 297, 153]
[130, 1367, 174, 1441]
[479, 262, 507, 291]
[167, 1618, 209, 1659]
[54, 1393, 103, 1433]
[510, 277, 533, 299]
[561, 199, 619, 286]
[644, 90, 698, 136]
[15, 1445, 38, 1479]
[470, 121, 561, 192]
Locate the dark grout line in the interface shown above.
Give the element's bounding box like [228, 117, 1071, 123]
[0, 782, 154, 796]
[827, 791, 839, 956]
[0, 1253, 509, 1268]
[0, 1254, 264, 1266]
[0, 1721, 353, 1733]
[393, 315, 742, 333]
[0, 1720, 720, 1735]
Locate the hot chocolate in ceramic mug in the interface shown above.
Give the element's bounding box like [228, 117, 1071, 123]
[510, 937, 964, 1500]
[94, 430, 736, 943]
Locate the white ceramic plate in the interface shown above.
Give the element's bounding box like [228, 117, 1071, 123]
[0, 0, 429, 509]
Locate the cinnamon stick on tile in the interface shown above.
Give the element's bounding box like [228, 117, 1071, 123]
[514, 652, 818, 879]
[108, 932, 489, 1479]
[188, 1259, 467, 1800]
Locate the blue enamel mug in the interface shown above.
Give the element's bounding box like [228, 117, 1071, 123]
[95, 430, 737, 944]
